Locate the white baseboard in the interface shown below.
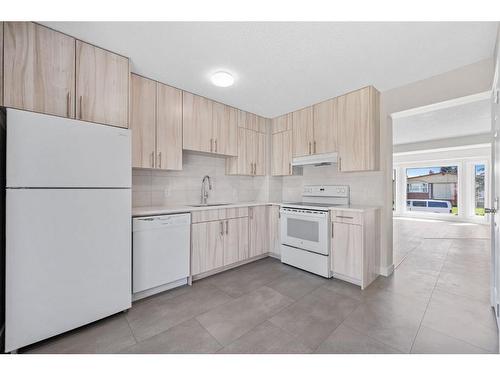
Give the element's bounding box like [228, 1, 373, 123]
[379, 263, 394, 277]
[268, 252, 281, 260]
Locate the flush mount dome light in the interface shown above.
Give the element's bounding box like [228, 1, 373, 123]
[211, 71, 234, 87]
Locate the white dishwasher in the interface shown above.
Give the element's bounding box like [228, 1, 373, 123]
[132, 213, 191, 301]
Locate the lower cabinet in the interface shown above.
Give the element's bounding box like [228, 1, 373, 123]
[191, 220, 224, 275]
[330, 209, 379, 289]
[223, 217, 249, 266]
[191, 208, 251, 277]
[269, 205, 281, 257]
[249, 205, 269, 257]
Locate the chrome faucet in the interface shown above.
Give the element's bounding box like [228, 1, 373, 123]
[201, 175, 212, 205]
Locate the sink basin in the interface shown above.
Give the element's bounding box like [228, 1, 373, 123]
[188, 203, 231, 207]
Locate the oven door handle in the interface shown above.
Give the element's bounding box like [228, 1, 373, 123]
[280, 211, 328, 219]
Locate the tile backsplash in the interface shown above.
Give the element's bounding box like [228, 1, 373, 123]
[132, 152, 269, 207]
[133, 152, 383, 208]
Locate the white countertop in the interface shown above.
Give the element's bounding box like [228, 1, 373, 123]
[132, 202, 379, 217]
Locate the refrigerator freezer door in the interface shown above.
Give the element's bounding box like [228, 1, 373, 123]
[6, 109, 131, 188]
[5, 189, 132, 352]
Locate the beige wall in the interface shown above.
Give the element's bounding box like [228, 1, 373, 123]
[380, 57, 495, 273]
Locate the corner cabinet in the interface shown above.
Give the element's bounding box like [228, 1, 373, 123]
[3, 22, 76, 118]
[271, 130, 292, 176]
[249, 205, 269, 257]
[330, 209, 379, 289]
[337, 86, 380, 172]
[76, 40, 130, 128]
[130, 74, 182, 170]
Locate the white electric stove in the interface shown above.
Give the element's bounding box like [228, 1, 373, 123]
[280, 185, 350, 277]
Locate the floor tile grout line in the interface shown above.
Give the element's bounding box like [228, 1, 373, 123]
[341, 319, 405, 354]
[408, 239, 453, 353]
[417, 323, 495, 354]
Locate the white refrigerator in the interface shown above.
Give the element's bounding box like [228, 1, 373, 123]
[4, 109, 132, 353]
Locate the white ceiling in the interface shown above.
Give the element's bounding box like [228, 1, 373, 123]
[44, 22, 499, 118]
[393, 98, 491, 145]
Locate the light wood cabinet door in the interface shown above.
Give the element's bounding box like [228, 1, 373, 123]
[272, 113, 292, 134]
[332, 222, 363, 281]
[191, 221, 224, 275]
[271, 130, 292, 176]
[257, 116, 269, 133]
[130, 74, 156, 168]
[313, 98, 338, 154]
[254, 132, 267, 176]
[269, 205, 281, 256]
[157, 83, 183, 170]
[226, 128, 254, 175]
[223, 217, 249, 266]
[249, 206, 269, 257]
[238, 110, 259, 132]
[292, 106, 314, 157]
[4, 22, 75, 118]
[76, 40, 129, 128]
[213, 102, 238, 156]
[337, 86, 380, 172]
[182, 92, 213, 153]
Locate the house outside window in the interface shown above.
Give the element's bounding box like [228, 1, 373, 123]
[408, 182, 428, 193]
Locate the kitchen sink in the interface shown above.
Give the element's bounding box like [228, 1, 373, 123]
[188, 203, 232, 207]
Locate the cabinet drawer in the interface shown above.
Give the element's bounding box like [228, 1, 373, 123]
[225, 207, 249, 219]
[331, 210, 363, 225]
[191, 207, 250, 223]
[191, 209, 223, 223]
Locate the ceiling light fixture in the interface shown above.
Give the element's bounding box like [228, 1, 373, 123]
[211, 71, 234, 87]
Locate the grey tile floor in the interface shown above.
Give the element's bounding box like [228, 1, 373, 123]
[22, 218, 498, 354]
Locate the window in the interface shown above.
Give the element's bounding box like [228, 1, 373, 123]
[406, 166, 458, 215]
[408, 183, 428, 193]
[474, 164, 485, 216]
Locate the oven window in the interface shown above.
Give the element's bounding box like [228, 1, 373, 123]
[287, 218, 319, 242]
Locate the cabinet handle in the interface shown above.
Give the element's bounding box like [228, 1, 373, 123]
[79, 96, 83, 119]
[289, 162, 292, 175]
[226, 220, 229, 234]
[249, 207, 253, 219]
[158, 152, 162, 169]
[336, 215, 354, 219]
[220, 221, 224, 236]
[151, 151, 155, 168]
[309, 142, 311, 155]
[253, 163, 256, 175]
[339, 157, 342, 172]
[67, 92, 71, 117]
[250, 162, 253, 175]
[331, 222, 334, 238]
[215, 139, 218, 153]
[314, 140, 316, 154]
[210, 138, 213, 152]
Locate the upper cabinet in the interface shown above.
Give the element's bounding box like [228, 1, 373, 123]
[278, 85, 379, 172]
[313, 97, 338, 154]
[3, 22, 75, 118]
[130, 74, 182, 170]
[213, 101, 238, 156]
[272, 113, 292, 134]
[182, 92, 238, 157]
[238, 110, 268, 133]
[182, 91, 213, 153]
[271, 130, 292, 176]
[157, 82, 183, 170]
[76, 40, 130, 128]
[226, 128, 266, 176]
[337, 86, 380, 172]
[130, 74, 156, 168]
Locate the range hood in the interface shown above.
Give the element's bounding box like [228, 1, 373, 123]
[291, 152, 338, 167]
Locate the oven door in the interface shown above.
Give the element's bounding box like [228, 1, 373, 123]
[280, 208, 329, 255]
